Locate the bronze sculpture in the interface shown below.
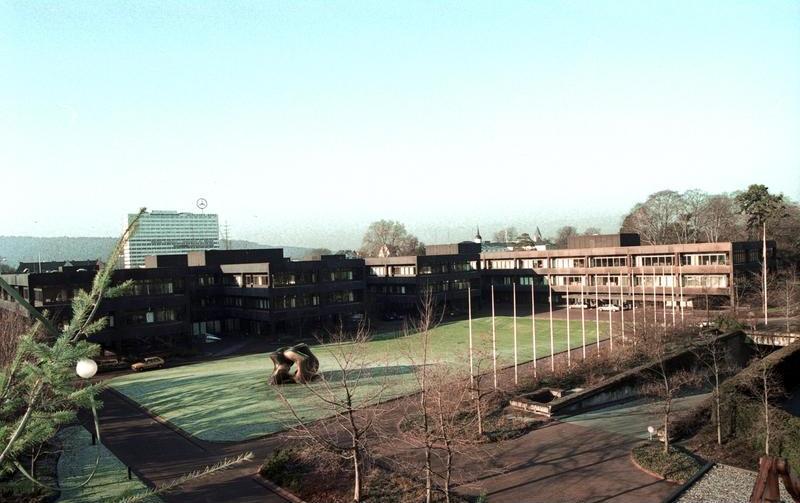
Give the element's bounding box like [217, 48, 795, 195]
[269, 343, 320, 385]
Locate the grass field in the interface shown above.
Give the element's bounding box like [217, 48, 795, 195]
[57, 425, 160, 503]
[110, 316, 606, 442]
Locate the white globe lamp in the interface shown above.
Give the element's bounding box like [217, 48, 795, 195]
[76, 358, 98, 379]
[647, 425, 655, 441]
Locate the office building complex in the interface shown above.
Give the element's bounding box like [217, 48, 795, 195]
[122, 210, 220, 268]
[0, 234, 776, 357]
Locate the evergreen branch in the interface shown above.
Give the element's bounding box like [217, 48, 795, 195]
[113, 451, 254, 503]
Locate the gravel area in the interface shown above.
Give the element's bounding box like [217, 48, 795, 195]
[678, 464, 791, 503]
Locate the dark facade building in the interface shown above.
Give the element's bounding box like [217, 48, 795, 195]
[1, 249, 365, 356]
[364, 242, 482, 316]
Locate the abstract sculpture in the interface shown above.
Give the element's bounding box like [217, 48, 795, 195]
[269, 343, 320, 385]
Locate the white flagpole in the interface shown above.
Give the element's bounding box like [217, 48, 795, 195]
[607, 273, 613, 353]
[671, 264, 676, 327]
[652, 266, 658, 326]
[513, 283, 518, 385]
[620, 278, 625, 346]
[566, 284, 571, 368]
[679, 259, 685, 326]
[491, 284, 497, 389]
[640, 270, 646, 345]
[581, 280, 586, 360]
[661, 266, 667, 334]
[531, 281, 537, 377]
[763, 222, 768, 326]
[595, 277, 600, 355]
[468, 285, 474, 388]
[549, 279, 555, 372]
[640, 267, 646, 331]
[632, 272, 637, 342]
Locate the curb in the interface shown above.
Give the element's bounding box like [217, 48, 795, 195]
[252, 475, 308, 503]
[629, 451, 669, 481]
[662, 461, 714, 503]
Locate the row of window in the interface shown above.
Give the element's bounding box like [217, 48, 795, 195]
[488, 274, 730, 288]
[130, 279, 184, 296]
[228, 270, 359, 287]
[124, 307, 181, 325]
[483, 253, 730, 270]
[219, 290, 358, 310]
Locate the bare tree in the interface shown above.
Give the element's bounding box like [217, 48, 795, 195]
[641, 332, 701, 452]
[698, 194, 745, 243]
[359, 220, 423, 257]
[778, 266, 799, 334]
[398, 292, 488, 502]
[621, 190, 685, 245]
[0, 311, 32, 369]
[492, 226, 518, 243]
[673, 189, 707, 244]
[276, 324, 390, 503]
[553, 226, 578, 248]
[693, 335, 738, 445]
[742, 349, 783, 456]
[427, 364, 477, 503]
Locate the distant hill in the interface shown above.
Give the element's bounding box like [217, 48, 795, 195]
[0, 236, 312, 267]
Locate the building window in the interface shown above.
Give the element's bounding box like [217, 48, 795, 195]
[330, 269, 355, 281]
[590, 256, 627, 267]
[391, 265, 416, 277]
[635, 275, 676, 287]
[550, 258, 583, 268]
[683, 275, 729, 288]
[635, 255, 675, 267]
[681, 253, 727, 266]
[489, 259, 515, 270]
[369, 266, 386, 277]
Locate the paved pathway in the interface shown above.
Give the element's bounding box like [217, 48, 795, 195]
[559, 392, 710, 440]
[93, 389, 287, 503]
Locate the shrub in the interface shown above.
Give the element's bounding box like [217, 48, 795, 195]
[631, 442, 702, 483]
[259, 449, 305, 492]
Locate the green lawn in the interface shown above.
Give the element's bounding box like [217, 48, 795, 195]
[110, 316, 606, 442]
[57, 425, 160, 503]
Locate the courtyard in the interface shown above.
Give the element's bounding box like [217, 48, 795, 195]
[110, 315, 606, 441]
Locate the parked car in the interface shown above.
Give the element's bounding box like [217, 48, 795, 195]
[568, 303, 588, 309]
[131, 356, 165, 372]
[96, 357, 128, 373]
[597, 304, 621, 312]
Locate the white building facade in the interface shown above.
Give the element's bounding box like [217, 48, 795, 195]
[122, 210, 220, 268]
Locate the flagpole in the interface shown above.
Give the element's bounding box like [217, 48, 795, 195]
[679, 259, 685, 326]
[661, 266, 667, 334]
[549, 279, 555, 372]
[566, 284, 571, 368]
[513, 282, 518, 385]
[491, 284, 497, 389]
[652, 266, 657, 326]
[468, 285, 474, 389]
[670, 264, 676, 327]
[531, 281, 537, 378]
[581, 280, 586, 360]
[595, 276, 600, 355]
[607, 272, 613, 353]
[632, 271, 637, 343]
[620, 278, 625, 346]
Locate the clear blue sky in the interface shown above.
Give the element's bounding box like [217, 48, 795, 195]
[1, 1, 799, 249]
